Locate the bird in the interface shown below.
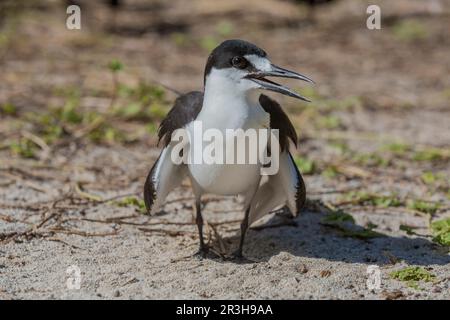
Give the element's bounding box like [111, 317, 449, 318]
[144, 39, 314, 259]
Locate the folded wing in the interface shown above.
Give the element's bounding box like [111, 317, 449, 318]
[248, 94, 306, 225]
[249, 152, 305, 225]
[143, 91, 203, 214]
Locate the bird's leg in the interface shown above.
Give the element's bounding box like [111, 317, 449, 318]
[195, 199, 208, 257]
[233, 207, 250, 258]
[230, 180, 260, 260]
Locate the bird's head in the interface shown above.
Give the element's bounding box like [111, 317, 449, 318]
[204, 39, 314, 102]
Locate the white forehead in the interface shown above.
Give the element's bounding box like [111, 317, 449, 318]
[244, 54, 272, 72]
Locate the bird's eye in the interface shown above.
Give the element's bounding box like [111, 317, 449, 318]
[231, 56, 248, 69]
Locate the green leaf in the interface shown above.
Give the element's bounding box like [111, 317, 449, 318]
[114, 197, 146, 213]
[146, 123, 158, 134]
[294, 156, 316, 174]
[430, 218, 450, 246]
[1, 103, 17, 115]
[316, 115, 341, 129]
[9, 138, 36, 158]
[390, 266, 435, 290]
[342, 191, 402, 208]
[322, 210, 355, 225]
[322, 166, 338, 179]
[407, 199, 440, 215]
[399, 224, 419, 236]
[392, 20, 427, 42]
[199, 36, 219, 52]
[321, 210, 383, 240]
[421, 171, 436, 185]
[61, 102, 83, 124]
[413, 149, 446, 162]
[108, 59, 124, 72]
[216, 21, 233, 36]
[382, 142, 410, 155]
[118, 103, 142, 118]
[171, 32, 189, 47]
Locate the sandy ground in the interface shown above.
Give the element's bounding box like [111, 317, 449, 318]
[0, 144, 449, 300]
[0, 0, 450, 299]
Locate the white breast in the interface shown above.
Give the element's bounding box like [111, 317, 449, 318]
[186, 68, 270, 195]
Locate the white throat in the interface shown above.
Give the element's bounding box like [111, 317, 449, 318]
[199, 68, 262, 130]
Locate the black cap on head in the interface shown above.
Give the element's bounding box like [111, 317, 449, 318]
[204, 39, 267, 84]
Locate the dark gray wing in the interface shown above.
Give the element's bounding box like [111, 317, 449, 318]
[248, 94, 306, 225]
[259, 94, 298, 151]
[144, 91, 203, 213]
[158, 91, 203, 147]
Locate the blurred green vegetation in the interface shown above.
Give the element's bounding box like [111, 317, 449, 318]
[2, 60, 171, 158]
[113, 196, 147, 214]
[407, 199, 440, 215]
[9, 137, 37, 158]
[294, 156, 316, 174]
[390, 266, 436, 290]
[341, 191, 402, 208]
[392, 20, 428, 42]
[321, 208, 383, 239]
[430, 218, 450, 247]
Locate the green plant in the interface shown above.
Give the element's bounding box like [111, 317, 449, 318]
[407, 199, 440, 215]
[421, 171, 437, 185]
[89, 123, 125, 144]
[392, 20, 427, 42]
[321, 210, 382, 240]
[328, 140, 349, 154]
[114, 196, 146, 213]
[430, 218, 450, 247]
[315, 115, 341, 129]
[108, 59, 124, 72]
[342, 191, 402, 208]
[413, 148, 447, 162]
[382, 142, 410, 155]
[199, 36, 219, 52]
[108, 59, 124, 110]
[390, 266, 435, 289]
[1, 103, 17, 115]
[353, 152, 390, 167]
[294, 156, 316, 174]
[171, 32, 189, 47]
[399, 224, 421, 236]
[322, 210, 355, 224]
[9, 138, 36, 158]
[114, 83, 168, 121]
[322, 166, 338, 179]
[216, 21, 233, 37]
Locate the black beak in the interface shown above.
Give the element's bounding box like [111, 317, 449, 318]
[245, 64, 314, 102]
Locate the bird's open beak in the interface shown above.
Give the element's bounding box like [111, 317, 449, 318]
[245, 64, 314, 102]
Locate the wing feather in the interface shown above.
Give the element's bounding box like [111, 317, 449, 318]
[250, 151, 306, 224]
[144, 91, 203, 214]
[144, 146, 187, 214]
[249, 151, 306, 225]
[248, 94, 305, 225]
[259, 94, 298, 151]
[158, 91, 203, 146]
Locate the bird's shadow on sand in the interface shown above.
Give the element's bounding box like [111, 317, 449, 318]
[218, 210, 450, 266]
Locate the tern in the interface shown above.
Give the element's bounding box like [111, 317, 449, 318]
[144, 39, 313, 258]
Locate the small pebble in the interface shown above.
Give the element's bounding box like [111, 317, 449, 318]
[432, 287, 442, 293]
[296, 264, 308, 274]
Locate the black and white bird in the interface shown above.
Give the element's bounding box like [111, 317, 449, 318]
[144, 39, 313, 258]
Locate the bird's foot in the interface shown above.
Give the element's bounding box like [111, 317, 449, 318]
[227, 249, 255, 264]
[193, 247, 225, 261]
[193, 246, 210, 260]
